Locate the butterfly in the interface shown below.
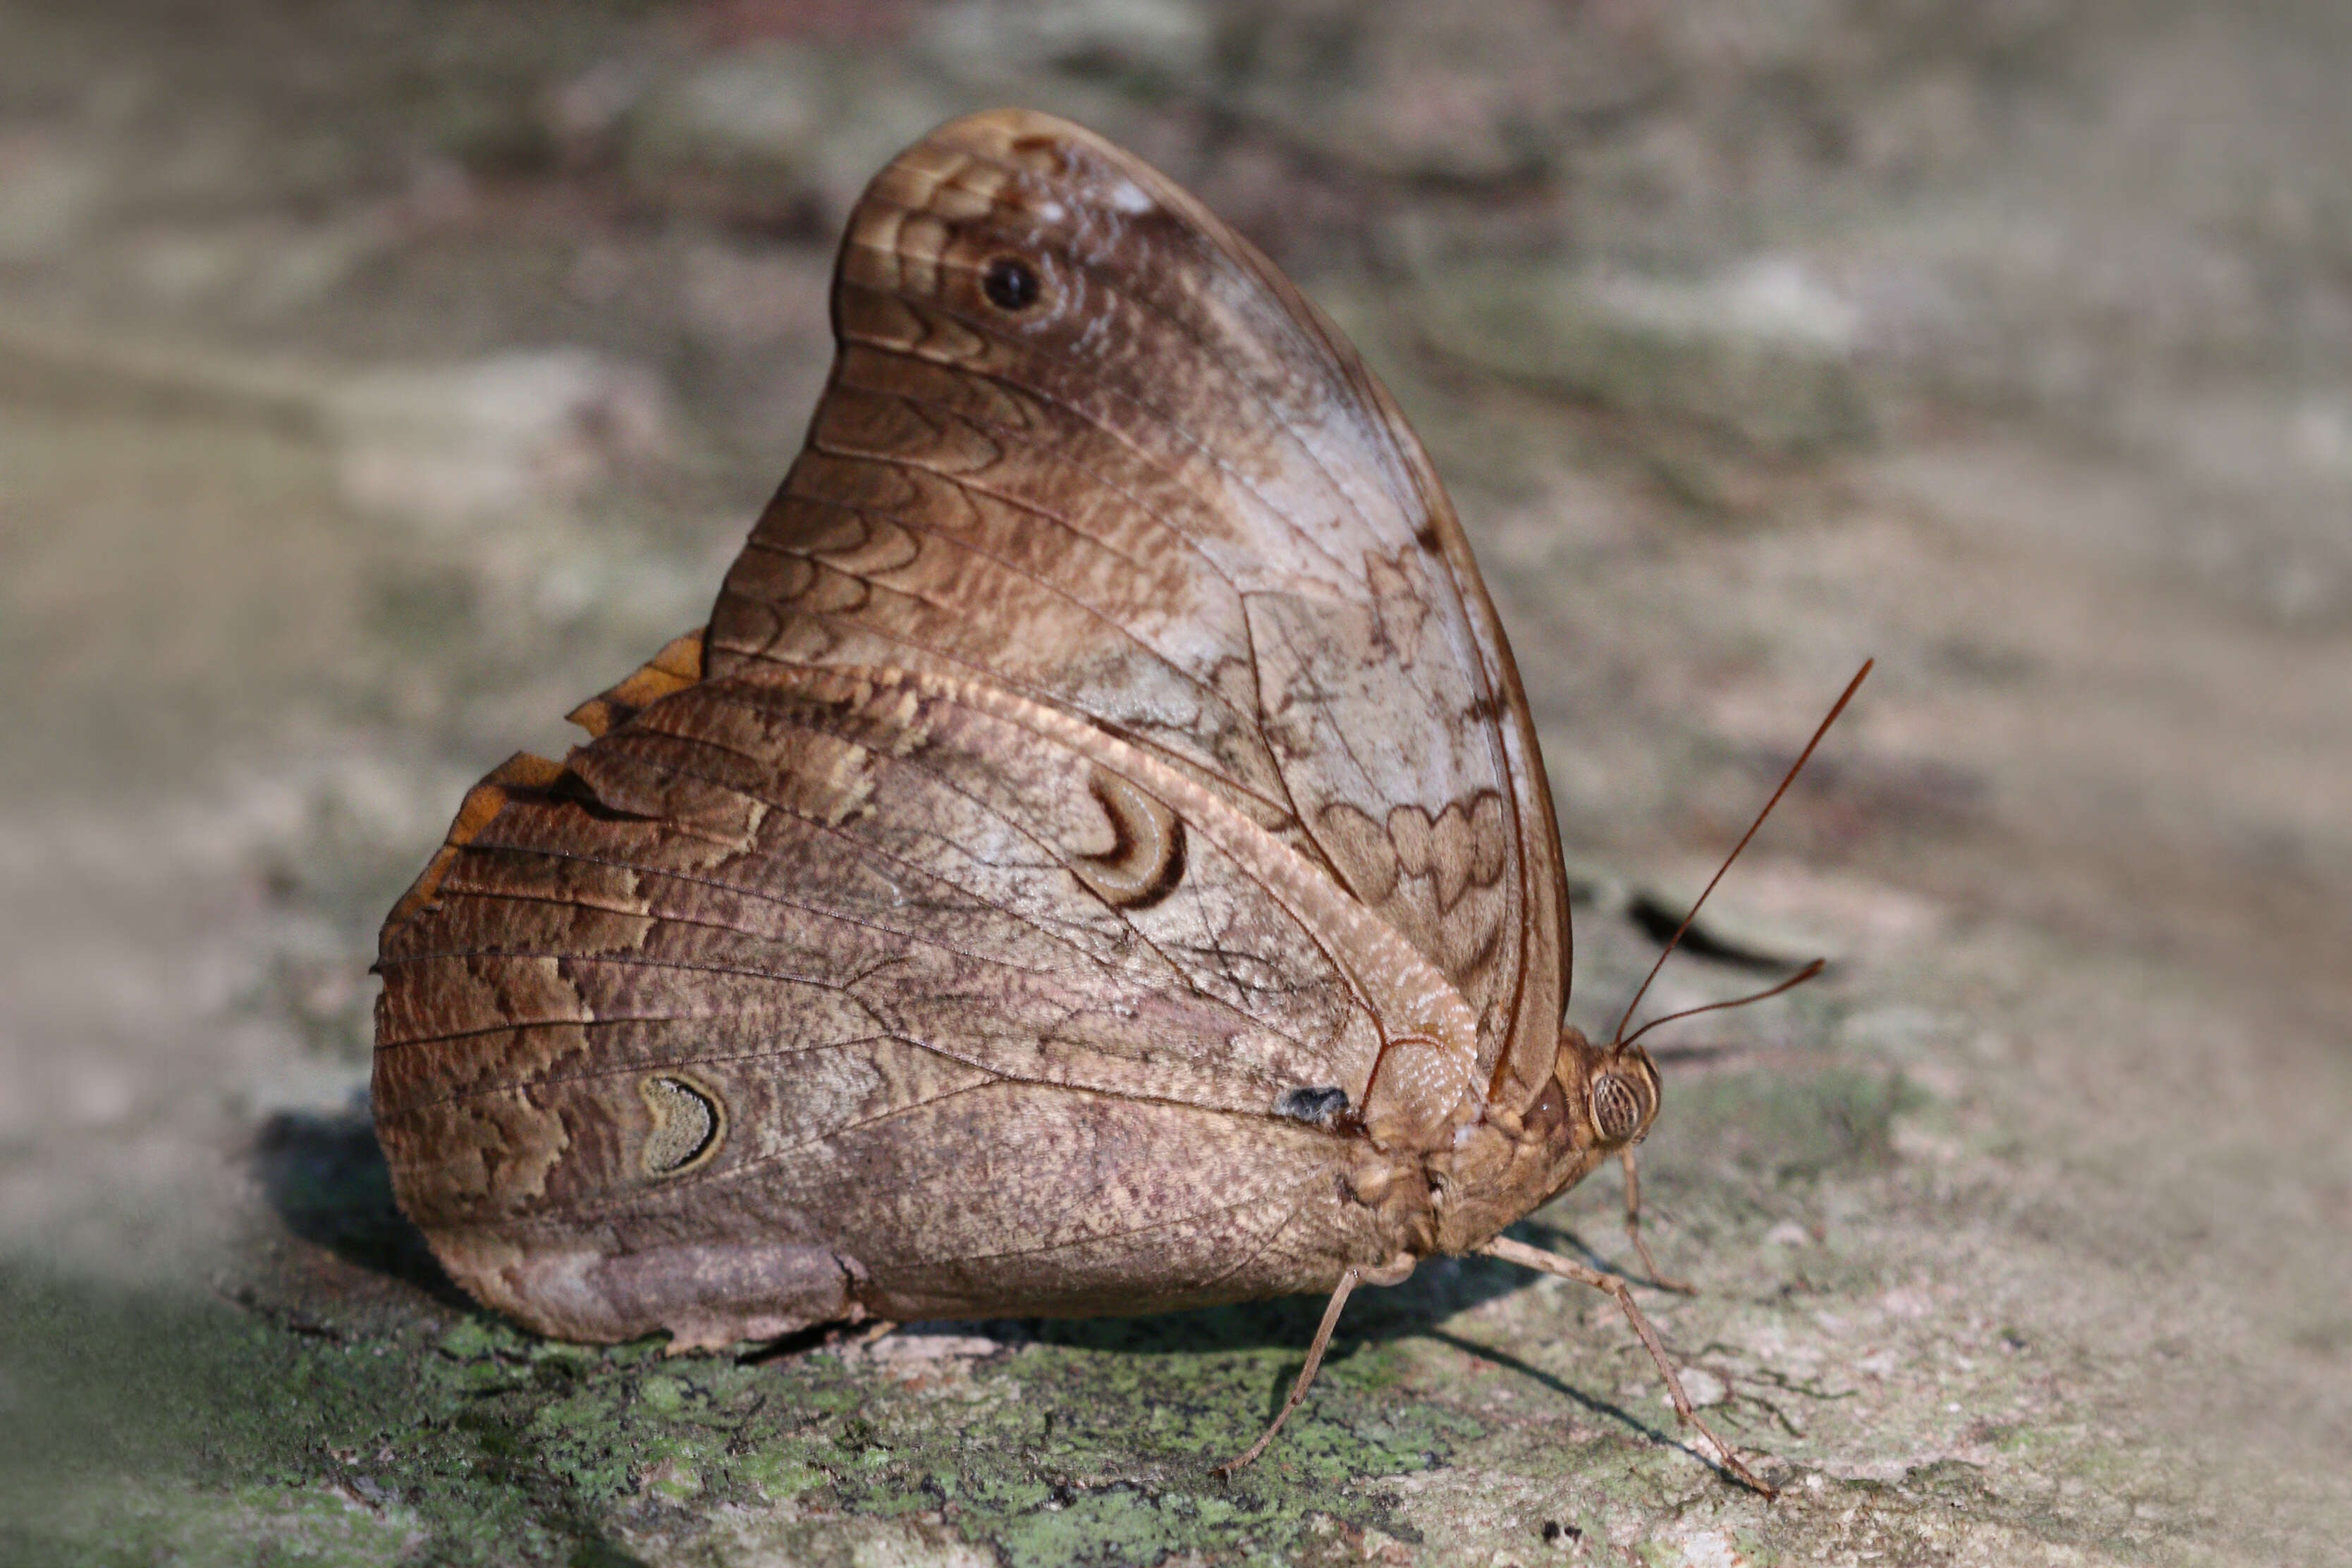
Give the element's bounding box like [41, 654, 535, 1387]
[372, 107, 1841, 1491]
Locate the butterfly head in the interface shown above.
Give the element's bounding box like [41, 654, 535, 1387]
[1555, 1026, 1662, 1153]
[1428, 1023, 1662, 1254]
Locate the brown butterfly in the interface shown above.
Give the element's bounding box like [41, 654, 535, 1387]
[374, 108, 1842, 1492]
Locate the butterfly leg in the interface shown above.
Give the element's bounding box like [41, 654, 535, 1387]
[1212, 1254, 1416, 1476]
[1477, 1234, 1776, 1497]
[1621, 1149, 1696, 1294]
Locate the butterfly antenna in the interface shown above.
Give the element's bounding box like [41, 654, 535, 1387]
[1611, 659, 1873, 1049]
[1620, 960, 1825, 1050]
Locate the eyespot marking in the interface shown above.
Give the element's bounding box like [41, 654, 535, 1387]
[1073, 766, 1186, 909]
[983, 256, 1041, 312]
[641, 1074, 725, 1176]
[1275, 1086, 1351, 1127]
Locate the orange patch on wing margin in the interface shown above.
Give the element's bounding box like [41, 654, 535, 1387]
[383, 752, 570, 931]
[566, 628, 707, 739]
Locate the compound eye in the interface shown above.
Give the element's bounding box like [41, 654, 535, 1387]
[1591, 1071, 1644, 1144]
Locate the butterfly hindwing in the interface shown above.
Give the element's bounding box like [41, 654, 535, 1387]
[374, 666, 1412, 1340]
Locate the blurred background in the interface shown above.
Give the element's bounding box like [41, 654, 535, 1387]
[2, 2, 2348, 1563]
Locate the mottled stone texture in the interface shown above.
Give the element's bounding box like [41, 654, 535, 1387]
[1, 2, 2348, 1564]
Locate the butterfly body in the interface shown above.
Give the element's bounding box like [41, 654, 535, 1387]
[374, 109, 1662, 1356]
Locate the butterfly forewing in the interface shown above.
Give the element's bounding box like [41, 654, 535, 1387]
[711, 109, 1565, 1096]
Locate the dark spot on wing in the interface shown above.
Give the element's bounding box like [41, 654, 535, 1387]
[983, 256, 1041, 312]
[1274, 1085, 1351, 1127]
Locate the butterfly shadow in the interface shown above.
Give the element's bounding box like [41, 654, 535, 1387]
[1414, 1225, 1760, 1488]
[1415, 1326, 1734, 1481]
[249, 1096, 468, 1309]
[983, 1220, 1739, 1477]
[995, 1220, 1665, 1397]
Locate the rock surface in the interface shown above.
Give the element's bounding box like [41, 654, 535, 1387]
[2, 2, 2348, 1564]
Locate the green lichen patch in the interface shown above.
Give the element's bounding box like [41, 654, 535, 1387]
[607, 1303, 1481, 1564]
[1, 1258, 1502, 1567]
[0, 1261, 673, 1566]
